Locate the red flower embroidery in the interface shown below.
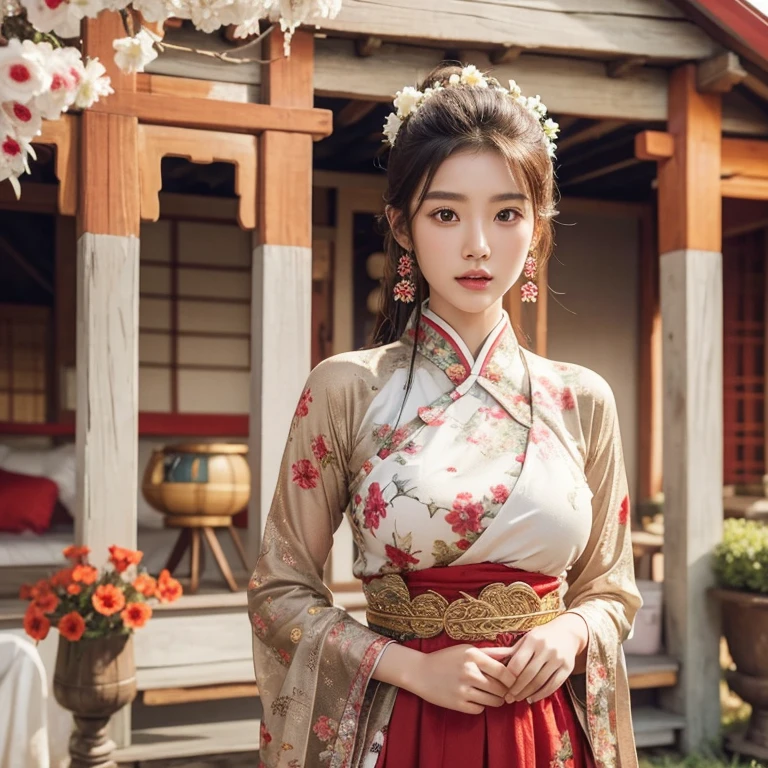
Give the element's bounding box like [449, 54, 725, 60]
[618, 495, 630, 526]
[491, 485, 510, 505]
[363, 483, 387, 531]
[479, 406, 507, 420]
[354, 494, 362, 506]
[516, 453, 526, 463]
[362, 460, 374, 475]
[447, 467, 457, 473]
[530, 424, 549, 444]
[385, 544, 420, 568]
[391, 427, 409, 447]
[278, 648, 292, 664]
[311, 435, 330, 462]
[312, 716, 338, 743]
[375, 424, 392, 440]
[403, 442, 421, 455]
[260, 721, 272, 746]
[445, 363, 467, 385]
[418, 406, 446, 426]
[294, 388, 313, 419]
[445, 493, 485, 537]
[456, 539, 471, 551]
[291, 459, 319, 489]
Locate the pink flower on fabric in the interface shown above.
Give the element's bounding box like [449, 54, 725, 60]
[312, 716, 338, 743]
[378, 448, 392, 459]
[362, 460, 374, 475]
[278, 648, 292, 664]
[491, 485, 510, 505]
[363, 482, 388, 531]
[445, 363, 468, 385]
[375, 424, 392, 439]
[251, 614, 268, 638]
[311, 434, 330, 462]
[403, 442, 421, 455]
[479, 406, 507, 420]
[391, 427, 409, 446]
[260, 721, 272, 746]
[516, 453, 526, 464]
[294, 387, 313, 419]
[447, 467, 457, 473]
[418, 406, 446, 426]
[619, 495, 630, 526]
[456, 539, 471, 551]
[530, 424, 549, 444]
[354, 494, 362, 506]
[291, 459, 319, 489]
[446, 493, 485, 537]
[385, 544, 420, 568]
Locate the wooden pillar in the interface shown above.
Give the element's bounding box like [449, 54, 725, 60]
[638, 207, 663, 501]
[657, 64, 723, 751]
[76, 12, 140, 752]
[248, 30, 314, 547]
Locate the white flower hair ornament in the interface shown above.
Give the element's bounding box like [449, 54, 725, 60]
[382, 65, 560, 158]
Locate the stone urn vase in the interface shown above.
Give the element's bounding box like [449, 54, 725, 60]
[53, 634, 137, 768]
[715, 589, 768, 759]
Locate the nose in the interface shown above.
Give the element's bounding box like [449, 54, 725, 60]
[462, 223, 491, 260]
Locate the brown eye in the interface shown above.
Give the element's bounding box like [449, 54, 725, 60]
[496, 209, 519, 222]
[437, 209, 456, 222]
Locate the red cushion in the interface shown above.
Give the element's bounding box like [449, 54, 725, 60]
[0, 468, 60, 534]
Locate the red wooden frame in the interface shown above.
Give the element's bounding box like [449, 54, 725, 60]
[689, 0, 768, 64]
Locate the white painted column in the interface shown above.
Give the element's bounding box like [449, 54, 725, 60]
[75, 233, 139, 556]
[75, 232, 139, 751]
[248, 243, 313, 550]
[659, 247, 723, 749]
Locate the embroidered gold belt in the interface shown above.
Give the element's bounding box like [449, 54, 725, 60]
[363, 573, 563, 642]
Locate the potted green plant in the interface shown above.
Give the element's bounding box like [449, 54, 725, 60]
[20, 544, 183, 768]
[713, 518, 768, 759]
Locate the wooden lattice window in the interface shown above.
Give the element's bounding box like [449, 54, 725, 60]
[723, 229, 766, 486]
[0, 305, 49, 424]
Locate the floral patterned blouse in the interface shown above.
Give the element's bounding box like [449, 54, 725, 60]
[249, 303, 641, 768]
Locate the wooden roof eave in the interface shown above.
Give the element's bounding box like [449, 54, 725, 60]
[313, 0, 720, 64]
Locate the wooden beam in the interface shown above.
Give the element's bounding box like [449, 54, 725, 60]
[316, 0, 717, 61]
[557, 120, 627, 153]
[697, 51, 747, 93]
[137, 73, 252, 103]
[558, 157, 640, 188]
[336, 100, 379, 128]
[685, 0, 768, 64]
[138, 124, 257, 229]
[721, 176, 768, 200]
[607, 56, 648, 79]
[89, 91, 331, 138]
[635, 130, 675, 161]
[143, 682, 259, 706]
[657, 63, 723, 753]
[722, 137, 768, 178]
[313, 39, 768, 134]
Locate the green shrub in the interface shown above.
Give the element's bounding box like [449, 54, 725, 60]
[714, 518, 768, 594]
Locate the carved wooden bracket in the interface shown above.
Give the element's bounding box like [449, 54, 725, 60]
[35, 114, 79, 216]
[138, 124, 257, 230]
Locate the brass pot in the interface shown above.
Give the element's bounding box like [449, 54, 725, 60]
[53, 634, 137, 768]
[715, 589, 768, 756]
[142, 442, 250, 519]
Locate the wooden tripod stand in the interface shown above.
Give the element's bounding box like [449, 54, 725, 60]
[163, 515, 250, 593]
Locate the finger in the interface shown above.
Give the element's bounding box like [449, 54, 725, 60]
[504, 641, 535, 680]
[474, 653, 517, 689]
[466, 687, 506, 709]
[506, 655, 546, 702]
[515, 662, 559, 703]
[467, 670, 509, 699]
[528, 668, 571, 704]
[476, 646, 516, 660]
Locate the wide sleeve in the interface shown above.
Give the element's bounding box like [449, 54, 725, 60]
[563, 373, 642, 768]
[248, 358, 392, 768]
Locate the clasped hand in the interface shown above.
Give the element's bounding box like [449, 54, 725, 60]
[409, 614, 588, 715]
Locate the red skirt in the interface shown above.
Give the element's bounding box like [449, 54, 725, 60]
[373, 563, 594, 768]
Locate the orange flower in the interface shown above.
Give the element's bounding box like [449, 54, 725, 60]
[92, 584, 126, 616]
[121, 602, 152, 629]
[50, 567, 74, 589]
[156, 569, 183, 603]
[23, 605, 50, 641]
[30, 579, 51, 600]
[63, 545, 90, 562]
[132, 574, 157, 598]
[108, 545, 143, 573]
[58, 611, 86, 642]
[19, 583, 33, 600]
[72, 564, 98, 585]
[67, 583, 82, 596]
[34, 591, 60, 614]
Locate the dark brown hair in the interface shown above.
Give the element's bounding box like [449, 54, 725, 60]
[371, 62, 558, 348]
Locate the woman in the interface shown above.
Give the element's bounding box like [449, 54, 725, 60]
[249, 63, 641, 768]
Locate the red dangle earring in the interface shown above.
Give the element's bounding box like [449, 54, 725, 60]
[393, 250, 417, 303]
[521, 250, 538, 303]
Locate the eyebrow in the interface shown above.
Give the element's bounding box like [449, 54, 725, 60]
[422, 191, 529, 203]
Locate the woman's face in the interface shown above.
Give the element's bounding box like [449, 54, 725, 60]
[395, 149, 536, 321]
